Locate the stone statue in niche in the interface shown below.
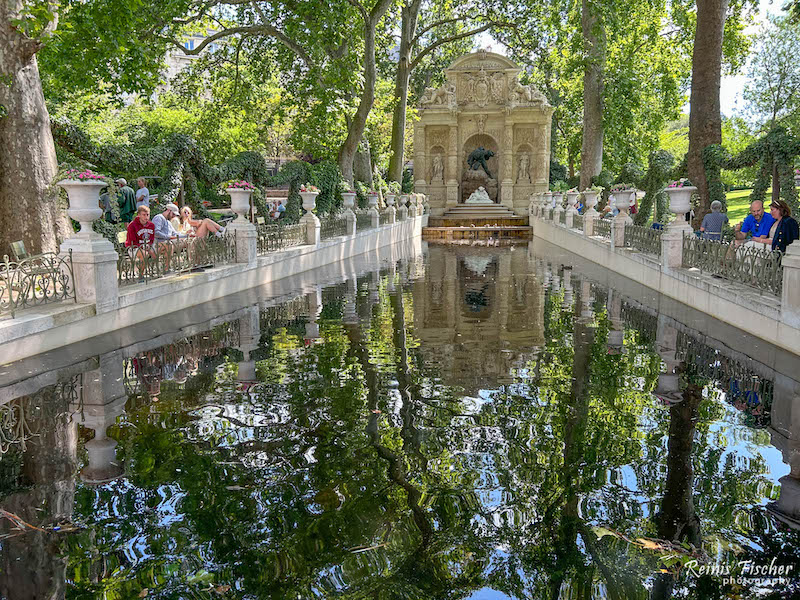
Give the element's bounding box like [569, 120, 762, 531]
[517, 153, 531, 184]
[431, 154, 444, 183]
[467, 147, 495, 179]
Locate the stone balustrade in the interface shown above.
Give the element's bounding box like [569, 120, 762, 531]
[534, 199, 800, 355]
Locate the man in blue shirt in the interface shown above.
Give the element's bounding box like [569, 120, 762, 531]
[734, 200, 775, 246]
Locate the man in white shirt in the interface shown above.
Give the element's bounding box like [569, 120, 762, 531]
[135, 177, 150, 209]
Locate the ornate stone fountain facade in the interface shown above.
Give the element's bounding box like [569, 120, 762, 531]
[413, 50, 553, 217]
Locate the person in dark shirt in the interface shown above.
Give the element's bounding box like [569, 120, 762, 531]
[769, 199, 800, 254]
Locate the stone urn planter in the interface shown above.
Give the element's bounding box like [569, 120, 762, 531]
[614, 190, 634, 212]
[582, 190, 599, 215]
[386, 193, 396, 207]
[543, 191, 553, 215]
[367, 193, 379, 209]
[58, 179, 108, 236]
[664, 185, 696, 217]
[227, 188, 253, 222]
[552, 191, 565, 212]
[300, 191, 319, 216]
[342, 192, 356, 210]
[566, 191, 579, 214]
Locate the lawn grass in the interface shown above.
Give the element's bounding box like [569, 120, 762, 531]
[725, 188, 777, 224]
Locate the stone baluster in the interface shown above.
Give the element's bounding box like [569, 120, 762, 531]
[552, 191, 564, 219]
[582, 190, 599, 237]
[398, 194, 408, 221]
[368, 193, 380, 229]
[384, 193, 397, 225]
[342, 192, 357, 235]
[661, 185, 695, 272]
[781, 244, 800, 329]
[300, 191, 321, 246]
[655, 315, 682, 405]
[611, 192, 628, 249]
[304, 286, 323, 343]
[768, 373, 800, 527]
[237, 305, 261, 382]
[73, 350, 127, 484]
[446, 125, 459, 208]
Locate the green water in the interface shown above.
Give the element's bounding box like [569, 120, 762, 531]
[0, 244, 798, 599]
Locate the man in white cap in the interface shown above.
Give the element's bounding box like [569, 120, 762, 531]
[152, 203, 187, 272]
[116, 178, 137, 222]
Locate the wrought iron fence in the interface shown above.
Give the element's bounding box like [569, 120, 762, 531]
[1, 251, 76, 318]
[320, 214, 349, 240]
[594, 219, 611, 238]
[118, 233, 236, 286]
[356, 211, 376, 231]
[380, 211, 394, 226]
[547, 208, 554, 221]
[624, 223, 662, 256]
[257, 222, 306, 255]
[573, 214, 584, 231]
[558, 210, 567, 225]
[682, 236, 783, 295]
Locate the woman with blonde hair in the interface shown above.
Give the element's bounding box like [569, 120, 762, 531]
[179, 206, 226, 238]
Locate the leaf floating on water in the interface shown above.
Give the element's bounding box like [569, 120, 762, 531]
[138, 589, 149, 598]
[225, 485, 248, 491]
[213, 585, 231, 594]
[370, 409, 381, 414]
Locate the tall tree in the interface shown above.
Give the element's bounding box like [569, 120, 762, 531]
[687, 0, 730, 227]
[579, 0, 606, 189]
[0, 0, 68, 256]
[386, 2, 498, 182]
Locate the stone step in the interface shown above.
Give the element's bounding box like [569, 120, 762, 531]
[428, 217, 529, 227]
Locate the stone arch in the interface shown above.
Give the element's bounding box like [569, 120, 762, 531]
[462, 133, 499, 202]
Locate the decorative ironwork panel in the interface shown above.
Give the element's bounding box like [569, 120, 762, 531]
[256, 223, 306, 255]
[1, 251, 76, 318]
[118, 233, 236, 286]
[320, 214, 349, 240]
[624, 224, 662, 256]
[573, 214, 584, 231]
[356, 211, 375, 231]
[558, 210, 566, 225]
[682, 236, 783, 295]
[594, 219, 611, 239]
[379, 212, 393, 226]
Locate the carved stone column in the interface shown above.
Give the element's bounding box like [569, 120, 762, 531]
[501, 123, 514, 210]
[446, 125, 459, 208]
[414, 123, 427, 194]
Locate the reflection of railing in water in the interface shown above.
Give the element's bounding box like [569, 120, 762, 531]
[122, 321, 241, 396]
[0, 374, 80, 455]
[621, 301, 659, 342]
[260, 296, 308, 330]
[676, 330, 773, 427]
[1, 251, 76, 318]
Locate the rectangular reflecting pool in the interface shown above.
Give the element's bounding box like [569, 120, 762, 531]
[0, 242, 798, 599]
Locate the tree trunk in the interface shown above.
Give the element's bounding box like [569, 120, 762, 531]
[337, 0, 393, 184]
[579, 0, 605, 190]
[387, 1, 421, 183]
[354, 137, 374, 187]
[687, 0, 729, 229]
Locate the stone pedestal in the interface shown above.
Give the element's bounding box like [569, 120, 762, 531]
[781, 244, 800, 329]
[59, 235, 119, 314]
[227, 220, 257, 264]
[661, 229, 685, 273]
[300, 214, 320, 246]
[565, 211, 574, 229]
[584, 214, 597, 237]
[611, 214, 626, 249]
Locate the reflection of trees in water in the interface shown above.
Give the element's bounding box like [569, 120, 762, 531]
[7, 259, 795, 598]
